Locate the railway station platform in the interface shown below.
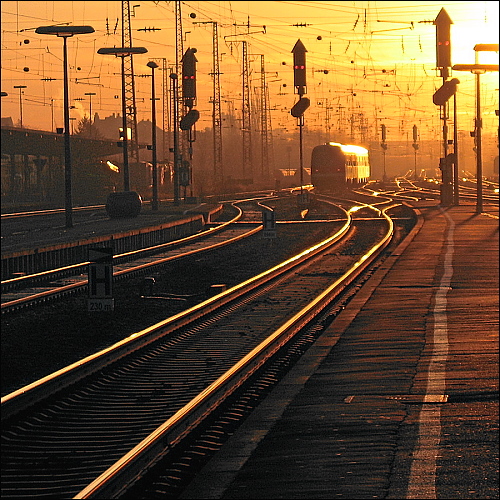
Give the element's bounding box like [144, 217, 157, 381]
[180, 200, 499, 499]
[1, 203, 222, 257]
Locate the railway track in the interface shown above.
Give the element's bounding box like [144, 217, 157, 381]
[1, 198, 276, 313]
[1, 195, 412, 499]
[358, 177, 499, 210]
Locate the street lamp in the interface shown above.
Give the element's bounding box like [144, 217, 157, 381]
[13, 85, 27, 128]
[453, 47, 499, 214]
[35, 25, 95, 229]
[147, 61, 159, 211]
[97, 46, 148, 192]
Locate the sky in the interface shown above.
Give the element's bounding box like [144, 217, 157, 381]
[1, 1, 499, 145]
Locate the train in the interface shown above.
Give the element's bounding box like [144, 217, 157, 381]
[310, 142, 370, 191]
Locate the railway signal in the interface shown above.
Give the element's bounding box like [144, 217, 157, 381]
[291, 40, 309, 206]
[433, 78, 459, 106]
[412, 125, 419, 180]
[381, 124, 388, 150]
[180, 108, 200, 130]
[381, 124, 388, 183]
[292, 39, 307, 95]
[434, 8, 453, 78]
[182, 48, 197, 108]
[290, 97, 310, 117]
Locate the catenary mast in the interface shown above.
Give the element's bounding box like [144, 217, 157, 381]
[122, 0, 140, 165]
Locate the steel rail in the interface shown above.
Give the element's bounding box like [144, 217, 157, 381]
[74, 203, 394, 499]
[1, 202, 263, 312]
[2, 203, 241, 291]
[1, 207, 351, 420]
[2, 198, 398, 499]
[1, 205, 105, 219]
[1, 195, 281, 294]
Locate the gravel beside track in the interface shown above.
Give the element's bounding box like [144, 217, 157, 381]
[2, 203, 341, 396]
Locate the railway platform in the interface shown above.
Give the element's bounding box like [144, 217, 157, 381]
[180, 200, 499, 499]
[1, 202, 221, 257]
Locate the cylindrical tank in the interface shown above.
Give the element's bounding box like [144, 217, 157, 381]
[105, 191, 142, 218]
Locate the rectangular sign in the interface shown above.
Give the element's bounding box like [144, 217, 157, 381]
[262, 229, 277, 239]
[87, 298, 115, 312]
[262, 210, 277, 239]
[88, 247, 113, 300]
[88, 264, 113, 298]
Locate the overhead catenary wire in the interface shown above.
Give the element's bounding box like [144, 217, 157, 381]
[1, 0, 497, 144]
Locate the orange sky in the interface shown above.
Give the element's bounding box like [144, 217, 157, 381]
[1, 1, 498, 143]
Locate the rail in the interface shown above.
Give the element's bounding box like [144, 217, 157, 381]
[75, 204, 394, 498]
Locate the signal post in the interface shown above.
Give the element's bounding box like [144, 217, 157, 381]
[381, 124, 388, 184]
[180, 47, 200, 201]
[433, 78, 460, 206]
[291, 39, 310, 207]
[433, 8, 455, 206]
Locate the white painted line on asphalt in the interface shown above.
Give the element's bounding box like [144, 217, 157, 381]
[406, 207, 455, 499]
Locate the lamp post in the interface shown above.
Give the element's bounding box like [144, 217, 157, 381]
[13, 85, 27, 128]
[473, 67, 485, 213]
[35, 25, 95, 229]
[453, 55, 499, 213]
[97, 46, 148, 192]
[147, 61, 159, 211]
[84, 92, 96, 138]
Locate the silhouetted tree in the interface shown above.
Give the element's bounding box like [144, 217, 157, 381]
[74, 115, 103, 139]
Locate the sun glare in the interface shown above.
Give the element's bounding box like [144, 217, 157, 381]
[452, 2, 500, 64]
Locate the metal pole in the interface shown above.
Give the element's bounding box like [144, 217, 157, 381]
[414, 150, 417, 180]
[62, 36, 73, 228]
[299, 114, 304, 196]
[51, 99, 55, 133]
[475, 72, 483, 213]
[14, 85, 27, 128]
[151, 64, 158, 211]
[442, 105, 448, 158]
[453, 92, 459, 205]
[85, 92, 96, 139]
[383, 150, 386, 183]
[121, 55, 130, 192]
[19, 88, 23, 127]
[89, 95, 92, 137]
[171, 73, 180, 205]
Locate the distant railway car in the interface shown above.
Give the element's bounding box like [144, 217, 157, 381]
[311, 142, 370, 191]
